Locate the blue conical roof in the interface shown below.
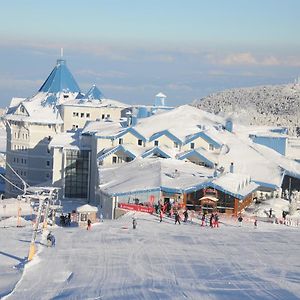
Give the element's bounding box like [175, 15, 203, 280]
[85, 84, 104, 100]
[39, 59, 80, 93]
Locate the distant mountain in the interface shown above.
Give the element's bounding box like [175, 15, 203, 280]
[192, 83, 300, 136]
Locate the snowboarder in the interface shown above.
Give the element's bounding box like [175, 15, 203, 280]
[175, 212, 181, 225]
[132, 217, 137, 229]
[238, 215, 243, 227]
[87, 219, 92, 230]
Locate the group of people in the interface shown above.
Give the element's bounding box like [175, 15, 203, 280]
[200, 212, 220, 228]
[60, 213, 71, 227]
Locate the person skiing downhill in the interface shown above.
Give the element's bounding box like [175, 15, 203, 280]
[159, 210, 163, 222]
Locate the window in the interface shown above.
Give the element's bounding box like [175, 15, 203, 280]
[48, 125, 51, 129]
[190, 142, 195, 149]
[86, 113, 90, 118]
[112, 156, 117, 164]
[118, 138, 123, 145]
[46, 173, 50, 179]
[65, 150, 90, 199]
[107, 114, 110, 118]
[73, 112, 79, 117]
[46, 160, 50, 167]
[174, 142, 179, 148]
[21, 158, 23, 164]
[209, 144, 214, 151]
[154, 140, 159, 146]
[13, 157, 16, 162]
[102, 114, 105, 119]
[81, 113, 84, 118]
[138, 139, 143, 146]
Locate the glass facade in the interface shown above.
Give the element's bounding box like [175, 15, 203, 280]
[65, 150, 90, 199]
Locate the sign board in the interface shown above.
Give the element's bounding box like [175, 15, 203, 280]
[119, 203, 154, 214]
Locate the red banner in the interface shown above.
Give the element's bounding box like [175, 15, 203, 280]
[118, 203, 154, 214]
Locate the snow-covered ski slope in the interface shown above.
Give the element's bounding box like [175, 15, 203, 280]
[192, 83, 300, 136]
[3, 212, 300, 300]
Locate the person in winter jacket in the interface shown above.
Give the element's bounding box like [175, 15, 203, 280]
[87, 219, 92, 230]
[159, 210, 163, 222]
[183, 210, 188, 222]
[201, 213, 206, 226]
[175, 212, 181, 225]
[214, 213, 219, 228]
[238, 215, 243, 227]
[132, 217, 137, 229]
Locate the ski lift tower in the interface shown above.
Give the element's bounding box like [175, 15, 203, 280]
[27, 186, 60, 261]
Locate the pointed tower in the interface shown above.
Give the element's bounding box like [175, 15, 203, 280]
[85, 84, 104, 100]
[39, 59, 80, 94]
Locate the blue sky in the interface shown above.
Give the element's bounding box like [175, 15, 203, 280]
[0, 0, 300, 106]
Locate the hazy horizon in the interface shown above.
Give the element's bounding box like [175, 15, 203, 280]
[1, 0, 299, 107]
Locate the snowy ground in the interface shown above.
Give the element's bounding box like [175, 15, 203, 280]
[1, 212, 300, 300]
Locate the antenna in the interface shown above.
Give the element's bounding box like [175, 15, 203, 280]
[60, 47, 64, 58]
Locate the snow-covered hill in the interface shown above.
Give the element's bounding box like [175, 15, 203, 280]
[192, 83, 300, 136]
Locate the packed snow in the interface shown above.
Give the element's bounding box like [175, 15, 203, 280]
[1, 206, 300, 300]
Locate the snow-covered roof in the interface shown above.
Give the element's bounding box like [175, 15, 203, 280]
[156, 92, 167, 98]
[5, 92, 65, 124]
[49, 131, 91, 150]
[134, 105, 224, 143]
[76, 204, 98, 213]
[83, 120, 125, 136]
[211, 173, 259, 199]
[39, 59, 80, 94]
[62, 97, 128, 108]
[99, 158, 214, 196]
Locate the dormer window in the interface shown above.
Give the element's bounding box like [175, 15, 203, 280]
[209, 144, 214, 151]
[63, 94, 69, 99]
[174, 142, 179, 148]
[20, 106, 25, 113]
[190, 142, 195, 149]
[154, 140, 159, 146]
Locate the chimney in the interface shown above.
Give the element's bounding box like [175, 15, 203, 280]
[230, 162, 234, 173]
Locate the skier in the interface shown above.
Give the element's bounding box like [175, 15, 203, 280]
[175, 212, 181, 225]
[100, 213, 104, 222]
[238, 215, 243, 227]
[87, 219, 92, 230]
[132, 217, 137, 229]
